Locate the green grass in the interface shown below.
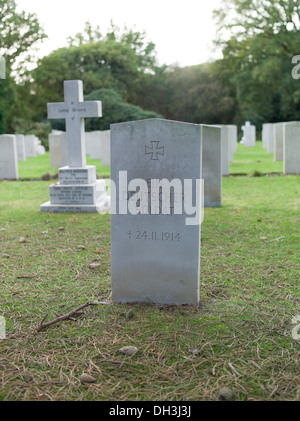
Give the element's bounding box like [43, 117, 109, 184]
[230, 141, 283, 175]
[0, 146, 299, 401]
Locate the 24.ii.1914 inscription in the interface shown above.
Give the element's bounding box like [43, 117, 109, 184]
[127, 230, 182, 242]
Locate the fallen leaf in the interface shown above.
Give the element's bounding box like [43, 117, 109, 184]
[2, 254, 10, 258]
[19, 237, 26, 243]
[119, 346, 138, 356]
[183, 356, 193, 362]
[77, 245, 86, 250]
[79, 373, 96, 384]
[89, 263, 101, 269]
[57, 227, 65, 231]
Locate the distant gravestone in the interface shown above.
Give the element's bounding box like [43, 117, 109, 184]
[241, 121, 256, 146]
[0, 135, 18, 179]
[15, 134, 26, 161]
[41, 80, 110, 213]
[283, 122, 300, 174]
[49, 132, 68, 167]
[273, 122, 284, 161]
[99, 130, 110, 166]
[262, 123, 274, 153]
[217, 126, 230, 176]
[202, 125, 222, 207]
[36, 144, 46, 155]
[262, 124, 268, 149]
[24, 135, 37, 157]
[227, 125, 238, 157]
[86, 130, 111, 165]
[35, 137, 45, 155]
[111, 118, 203, 305]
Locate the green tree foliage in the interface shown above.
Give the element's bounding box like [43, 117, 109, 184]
[49, 88, 161, 132]
[0, 0, 46, 133]
[27, 22, 158, 122]
[214, 0, 300, 125]
[132, 63, 236, 124]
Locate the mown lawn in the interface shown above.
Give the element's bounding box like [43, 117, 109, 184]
[230, 141, 283, 175]
[0, 145, 299, 401]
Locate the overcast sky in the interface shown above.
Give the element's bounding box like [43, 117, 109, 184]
[16, 0, 224, 67]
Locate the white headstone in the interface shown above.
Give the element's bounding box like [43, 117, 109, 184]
[111, 118, 203, 305]
[24, 135, 37, 157]
[227, 125, 238, 156]
[273, 122, 284, 161]
[202, 125, 222, 207]
[85, 130, 111, 166]
[283, 121, 300, 174]
[41, 80, 109, 213]
[217, 126, 230, 176]
[0, 135, 18, 179]
[262, 123, 274, 153]
[15, 134, 26, 161]
[36, 144, 46, 155]
[49, 132, 68, 167]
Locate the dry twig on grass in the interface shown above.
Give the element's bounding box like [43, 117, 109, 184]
[33, 302, 97, 333]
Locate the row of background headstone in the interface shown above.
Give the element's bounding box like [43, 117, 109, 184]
[0, 134, 45, 179]
[262, 121, 300, 174]
[49, 130, 111, 168]
[1, 121, 299, 182]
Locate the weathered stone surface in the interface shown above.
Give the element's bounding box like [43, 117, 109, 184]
[111, 118, 203, 305]
[202, 125, 222, 207]
[283, 121, 300, 174]
[273, 122, 284, 161]
[49, 132, 68, 168]
[0, 135, 18, 179]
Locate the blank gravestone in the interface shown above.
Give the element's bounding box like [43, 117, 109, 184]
[15, 134, 26, 161]
[35, 137, 45, 155]
[273, 123, 284, 161]
[262, 123, 274, 153]
[0, 135, 18, 179]
[24, 135, 37, 158]
[41, 80, 110, 213]
[217, 126, 230, 176]
[227, 125, 238, 157]
[111, 118, 203, 305]
[202, 125, 222, 207]
[49, 132, 68, 167]
[86, 130, 111, 165]
[99, 130, 110, 166]
[283, 122, 300, 174]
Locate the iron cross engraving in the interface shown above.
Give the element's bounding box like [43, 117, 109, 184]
[47, 80, 102, 168]
[145, 141, 165, 160]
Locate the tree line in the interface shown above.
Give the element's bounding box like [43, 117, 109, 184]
[1, 0, 300, 146]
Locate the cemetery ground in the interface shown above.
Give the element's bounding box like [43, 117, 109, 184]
[0, 142, 299, 401]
